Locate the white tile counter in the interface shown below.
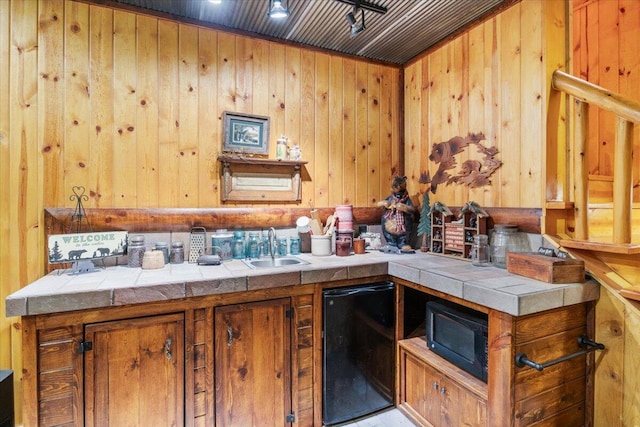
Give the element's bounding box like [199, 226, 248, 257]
[5, 251, 599, 317]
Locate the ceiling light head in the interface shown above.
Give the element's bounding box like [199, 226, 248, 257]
[208, 0, 222, 4]
[268, 0, 290, 19]
[348, 7, 365, 36]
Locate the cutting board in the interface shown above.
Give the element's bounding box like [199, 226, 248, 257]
[507, 252, 585, 284]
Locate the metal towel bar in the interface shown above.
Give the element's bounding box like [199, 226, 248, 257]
[515, 335, 605, 371]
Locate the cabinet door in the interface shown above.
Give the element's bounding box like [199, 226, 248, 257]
[440, 377, 487, 427]
[401, 350, 441, 425]
[215, 298, 292, 427]
[84, 313, 185, 427]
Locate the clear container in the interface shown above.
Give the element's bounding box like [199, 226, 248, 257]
[277, 237, 288, 256]
[490, 225, 530, 268]
[232, 231, 246, 259]
[276, 135, 288, 160]
[289, 236, 301, 255]
[127, 235, 146, 268]
[471, 234, 491, 266]
[170, 241, 184, 264]
[247, 232, 261, 258]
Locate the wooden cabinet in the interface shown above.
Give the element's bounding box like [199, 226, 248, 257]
[396, 279, 592, 427]
[84, 313, 185, 427]
[214, 298, 293, 427]
[399, 338, 487, 427]
[22, 287, 316, 427]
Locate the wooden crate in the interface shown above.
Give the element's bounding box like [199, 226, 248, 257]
[506, 253, 585, 284]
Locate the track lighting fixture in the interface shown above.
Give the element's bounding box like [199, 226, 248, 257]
[345, 5, 365, 36]
[268, 0, 290, 19]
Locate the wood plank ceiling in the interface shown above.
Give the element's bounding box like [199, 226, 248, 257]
[95, 0, 508, 65]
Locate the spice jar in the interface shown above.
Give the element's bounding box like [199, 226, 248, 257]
[127, 235, 146, 268]
[490, 224, 530, 268]
[471, 234, 490, 266]
[170, 241, 185, 264]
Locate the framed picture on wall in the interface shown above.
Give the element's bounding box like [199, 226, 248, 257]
[222, 111, 270, 155]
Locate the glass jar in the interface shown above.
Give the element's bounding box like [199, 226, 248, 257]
[277, 237, 288, 256]
[490, 224, 530, 268]
[276, 135, 288, 160]
[247, 232, 261, 258]
[170, 241, 184, 264]
[232, 231, 246, 259]
[289, 236, 301, 255]
[127, 235, 146, 268]
[154, 241, 170, 264]
[471, 234, 491, 266]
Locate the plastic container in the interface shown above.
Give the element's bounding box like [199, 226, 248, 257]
[311, 235, 332, 256]
[490, 225, 530, 268]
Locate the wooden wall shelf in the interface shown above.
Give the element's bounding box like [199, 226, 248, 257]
[218, 155, 308, 202]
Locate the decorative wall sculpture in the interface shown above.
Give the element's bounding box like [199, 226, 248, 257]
[427, 132, 502, 194]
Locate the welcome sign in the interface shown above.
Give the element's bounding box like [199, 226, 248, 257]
[48, 231, 128, 264]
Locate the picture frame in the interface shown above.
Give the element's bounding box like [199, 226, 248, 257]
[222, 111, 270, 155]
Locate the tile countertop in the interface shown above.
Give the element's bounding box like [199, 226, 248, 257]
[5, 251, 599, 318]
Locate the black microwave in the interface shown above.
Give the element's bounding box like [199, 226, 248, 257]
[426, 300, 488, 382]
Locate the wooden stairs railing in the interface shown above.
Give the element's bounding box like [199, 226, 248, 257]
[547, 70, 640, 302]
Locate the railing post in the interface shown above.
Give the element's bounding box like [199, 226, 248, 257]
[613, 117, 634, 244]
[574, 100, 589, 241]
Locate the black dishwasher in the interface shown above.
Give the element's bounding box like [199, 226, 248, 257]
[322, 281, 395, 425]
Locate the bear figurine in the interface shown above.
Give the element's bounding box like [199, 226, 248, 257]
[377, 176, 417, 251]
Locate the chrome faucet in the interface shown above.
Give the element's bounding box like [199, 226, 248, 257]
[267, 227, 276, 260]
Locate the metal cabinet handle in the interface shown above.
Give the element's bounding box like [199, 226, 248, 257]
[440, 386, 446, 395]
[432, 382, 438, 390]
[164, 338, 172, 360]
[227, 326, 233, 346]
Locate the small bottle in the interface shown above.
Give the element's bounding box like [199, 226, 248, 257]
[276, 135, 288, 160]
[289, 236, 301, 255]
[127, 235, 146, 268]
[277, 237, 288, 256]
[170, 241, 184, 264]
[471, 234, 491, 267]
[154, 241, 170, 264]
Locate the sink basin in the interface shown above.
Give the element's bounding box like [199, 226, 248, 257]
[243, 257, 309, 269]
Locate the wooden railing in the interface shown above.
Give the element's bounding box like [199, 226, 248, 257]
[551, 70, 640, 249]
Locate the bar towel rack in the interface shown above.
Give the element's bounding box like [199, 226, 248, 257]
[515, 335, 605, 371]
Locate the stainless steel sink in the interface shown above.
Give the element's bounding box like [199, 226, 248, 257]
[242, 257, 309, 269]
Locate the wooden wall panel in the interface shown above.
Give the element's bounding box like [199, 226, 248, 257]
[404, 0, 556, 210]
[573, 0, 640, 202]
[0, 1, 403, 423]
